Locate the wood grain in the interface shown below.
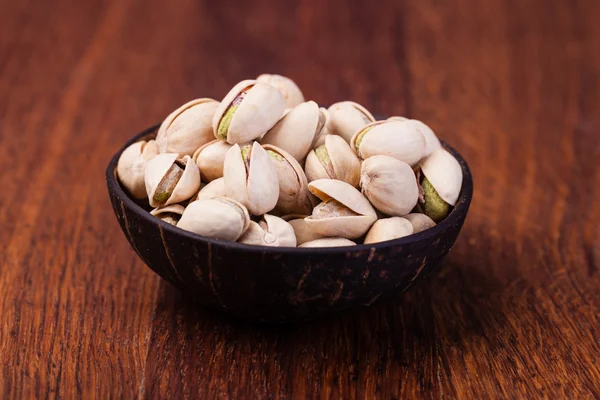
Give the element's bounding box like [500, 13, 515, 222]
[1, 0, 599, 398]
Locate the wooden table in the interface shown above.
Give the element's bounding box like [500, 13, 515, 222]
[1, 0, 599, 398]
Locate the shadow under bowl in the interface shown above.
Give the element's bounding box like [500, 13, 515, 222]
[106, 123, 473, 323]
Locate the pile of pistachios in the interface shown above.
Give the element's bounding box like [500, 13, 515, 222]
[117, 74, 463, 248]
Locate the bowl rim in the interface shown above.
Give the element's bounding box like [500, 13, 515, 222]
[106, 122, 473, 254]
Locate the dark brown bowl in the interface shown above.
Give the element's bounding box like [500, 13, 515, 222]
[106, 122, 473, 323]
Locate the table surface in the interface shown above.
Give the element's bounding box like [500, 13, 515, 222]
[1, 0, 599, 398]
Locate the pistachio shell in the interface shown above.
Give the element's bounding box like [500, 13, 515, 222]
[402, 119, 441, 157]
[192, 139, 232, 182]
[305, 134, 360, 187]
[283, 215, 325, 245]
[156, 98, 219, 156]
[360, 155, 419, 216]
[256, 74, 305, 108]
[351, 120, 425, 166]
[327, 101, 375, 143]
[238, 214, 297, 247]
[403, 213, 436, 233]
[387, 116, 409, 122]
[223, 142, 279, 215]
[364, 217, 414, 244]
[311, 107, 331, 147]
[145, 154, 201, 207]
[262, 144, 312, 215]
[213, 80, 285, 144]
[261, 101, 322, 162]
[194, 177, 227, 201]
[177, 197, 250, 241]
[305, 179, 377, 239]
[419, 148, 462, 206]
[150, 204, 185, 225]
[299, 238, 356, 248]
[117, 140, 159, 199]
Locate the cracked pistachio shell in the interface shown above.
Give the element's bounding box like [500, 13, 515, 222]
[192, 139, 232, 182]
[305, 134, 360, 187]
[256, 74, 305, 108]
[364, 217, 414, 244]
[194, 177, 227, 201]
[311, 107, 331, 147]
[403, 213, 436, 233]
[238, 214, 297, 247]
[262, 144, 312, 216]
[223, 142, 279, 215]
[213, 80, 285, 144]
[150, 204, 185, 226]
[282, 214, 325, 245]
[360, 155, 419, 216]
[351, 120, 425, 166]
[261, 101, 324, 162]
[117, 140, 159, 199]
[327, 101, 375, 143]
[156, 98, 219, 157]
[299, 238, 356, 248]
[305, 179, 377, 239]
[402, 119, 441, 157]
[145, 154, 200, 208]
[178, 197, 250, 241]
[419, 148, 462, 207]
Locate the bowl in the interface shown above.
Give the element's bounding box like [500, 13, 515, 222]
[106, 122, 473, 323]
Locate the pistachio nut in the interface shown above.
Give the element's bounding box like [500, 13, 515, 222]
[238, 214, 297, 247]
[261, 101, 326, 162]
[305, 179, 377, 239]
[194, 177, 227, 201]
[403, 213, 436, 233]
[262, 144, 313, 215]
[156, 98, 219, 156]
[351, 120, 425, 166]
[311, 107, 331, 147]
[117, 140, 159, 199]
[364, 217, 414, 244]
[223, 141, 279, 215]
[418, 148, 463, 222]
[282, 214, 324, 245]
[256, 73, 305, 109]
[177, 197, 250, 241]
[192, 139, 232, 182]
[402, 119, 441, 157]
[299, 238, 356, 248]
[360, 155, 419, 216]
[387, 116, 409, 122]
[145, 153, 200, 208]
[150, 204, 186, 226]
[213, 79, 285, 144]
[305, 134, 360, 187]
[327, 101, 375, 143]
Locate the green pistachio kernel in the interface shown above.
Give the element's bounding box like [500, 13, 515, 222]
[266, 149, 283, 161]
[354, 126, 373, 151]
[153, 162, 184, 204]
[421, 176, 451, 222]
[217, 105, 238, 140]
[314, 145, 334, 177]
[241, 145, 251, 162]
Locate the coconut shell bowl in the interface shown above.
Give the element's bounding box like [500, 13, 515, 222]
[106, 121, 472, 323]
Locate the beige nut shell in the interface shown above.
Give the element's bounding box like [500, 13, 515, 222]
[283, 214, 325, 245]
[364, 217, 414, 244]
[177, 197, 250, 241]
[223, 142, 279, 215]
[238, 214, 297, 247]
[327, 101, 375, 143]
[256, 74, 305, 108]
[144, 154, 201, 208]
[156, 98, 219, 157]
[305, 134, 360, 187]
[212, 80, 285, 144]
[262, 144, 312, 216]
[261, 101, 322, 162]
[403, 213, 436, 233]
[299, 238, 356, 248]
[194, 177, 227, 201]
[305, 179, 377, 239]
[192, 139, 232, 182]
[117, 140, 159, 199]
[360, 155, 419, 216]
[419, 148, 463, 206]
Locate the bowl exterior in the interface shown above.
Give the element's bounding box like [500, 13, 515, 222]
[106, 124, 472, 323]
